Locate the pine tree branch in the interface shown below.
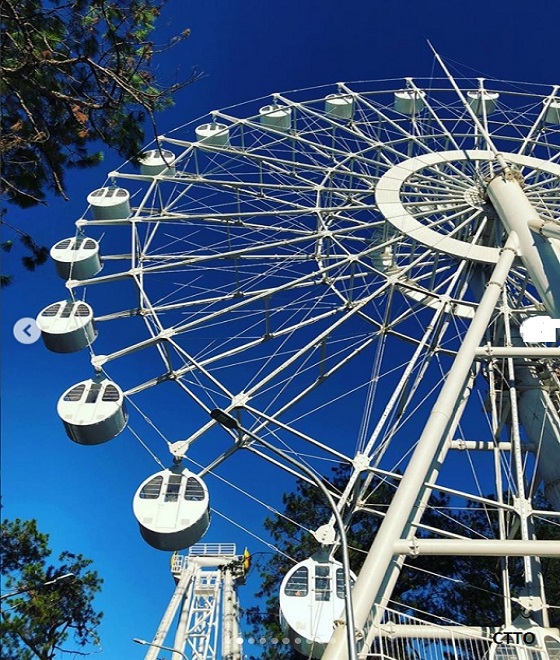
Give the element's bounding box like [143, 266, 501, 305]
[1, 609, 49, 660]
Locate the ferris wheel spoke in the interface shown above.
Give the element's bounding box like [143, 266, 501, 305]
[173, 173, 326, 195]
[421, 159, 485, 189]
[408, 79, 463, 152]
[138, 256, 365, 320]
[246, 333, 382, 444]
[402, 181, 467, 198]
[352, 304, 455, 481]
[140, 252, 360, 337]
[518, 173, 560, 192]
[339, 85, 440, 156]
[218, 110, 339, 165]
[517, 87, 560, 156]
[410, 167, 474, 192]
[442, 207, 486, 238]
[242, 283, 393, 400]
[237, 135, 390, 183]
[136, 217, 392, 277]
[513, 152, 560, 184]
[195, 306, 344, 370]
[247, 404, 355, 463]
[469, 79, 495, 152]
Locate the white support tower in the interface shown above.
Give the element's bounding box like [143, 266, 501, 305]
[143, 544, 246, 660]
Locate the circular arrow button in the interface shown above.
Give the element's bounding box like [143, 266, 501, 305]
[13, 317, 41, 345]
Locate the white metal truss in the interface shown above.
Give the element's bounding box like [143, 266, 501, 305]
[144, 544, 245, 660]
[177, 567, 221, 660]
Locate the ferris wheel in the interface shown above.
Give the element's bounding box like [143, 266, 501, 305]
[37, 53, 560, 660]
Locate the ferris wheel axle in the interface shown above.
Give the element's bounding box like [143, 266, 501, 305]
[487, 173, 560, 317]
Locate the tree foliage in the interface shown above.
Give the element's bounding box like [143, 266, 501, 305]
[0, 211, 50, 286]
[0, 518, 103, 660]
[1, 0, 196, 208]
[0, 0, 197, 285]
[244, 465, 560, 659]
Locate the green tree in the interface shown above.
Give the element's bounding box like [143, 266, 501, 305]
[1, 0, 195, 207]
[0, 0, 197, 284]
[244, 466, 560, 659]
[0, 211, 50, 287]
[0, 518, 103, 660]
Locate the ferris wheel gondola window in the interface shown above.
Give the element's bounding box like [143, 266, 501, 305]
[185, 477, 205, 501]
[336, 568, 352, 598]
[102, 385, 120, 402]
[63, 384, 85, 402]
[85, 382, 102, 404]
[545, 635, 560, 657]
[139, 476, 163, 500]
[165, 474, 182, 502]
[493, 648, 523, 659]
[41, 304, 60, 317]
[75, 304, 90, 317]
[314, 565, 331, 601]
[284, 566, 309, 597]
[60, 303, 73, 318]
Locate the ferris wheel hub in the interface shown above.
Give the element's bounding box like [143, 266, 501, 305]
[376, 150, 560, 264]
[463, 186, 486, 209]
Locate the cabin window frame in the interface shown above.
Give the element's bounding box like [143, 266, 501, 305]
[284, 566, 309, 597]
[140, 476, 163, 499]
[314, 564, 331, 602]
[185, 477, 205, 501]
[165, 474, 183, 502]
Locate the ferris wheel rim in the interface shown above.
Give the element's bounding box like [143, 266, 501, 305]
[376, 149, 560, 264]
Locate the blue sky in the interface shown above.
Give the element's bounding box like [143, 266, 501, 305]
[2, 1, 560, 658]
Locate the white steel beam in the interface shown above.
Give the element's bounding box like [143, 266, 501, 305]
[450, 440, 514, 451]
[374, 625, 559, 639]
[529, 217, 560, 241]
[222, 568, 241, 660]
[322, 234, 519, 660]
[392, 539, 560, 557]
[144, 565, 197, 660]
[475, 346, 560, 358]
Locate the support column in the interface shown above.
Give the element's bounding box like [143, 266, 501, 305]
[145, 565, 196, 660]
[487, 172, 560, 317]
[222, 568, 241, 660]
[322, 234, 519, 660]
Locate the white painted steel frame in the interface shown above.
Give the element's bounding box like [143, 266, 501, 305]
[49, 71, 560, 660]
[144, 551, 244, 660]
[322, 237, 520, 659]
